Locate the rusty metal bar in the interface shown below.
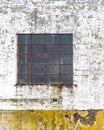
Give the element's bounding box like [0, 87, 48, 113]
[17, 53, 73, 55]
[30, 35, 32, 84]
[19, 43, 72, 45]
[18, 63, 73, 65]
[18, 73, 72, 75]
[44, 34, 47, 83]
[59, 34, 60, 85]
[17, 35, 19, 83]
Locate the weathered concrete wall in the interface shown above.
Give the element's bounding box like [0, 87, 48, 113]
[0, 110, 104, 130]
[0, 0, 104, 110]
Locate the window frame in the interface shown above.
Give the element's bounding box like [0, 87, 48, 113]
[16, 33, 73, 86]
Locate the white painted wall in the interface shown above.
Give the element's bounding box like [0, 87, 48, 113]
[0, 0, 104, 110]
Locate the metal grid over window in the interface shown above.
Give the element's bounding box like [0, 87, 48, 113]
[17, 34, 73, 85]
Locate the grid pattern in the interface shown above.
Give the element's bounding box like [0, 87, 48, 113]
[17, 34, 73, 85]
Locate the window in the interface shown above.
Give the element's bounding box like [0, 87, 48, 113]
[17, 34, 73, 85]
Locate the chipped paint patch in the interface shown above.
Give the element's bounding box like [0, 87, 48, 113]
[0, 110, 104, 130]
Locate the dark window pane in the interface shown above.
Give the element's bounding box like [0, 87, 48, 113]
[47, 74, 59, 82]
[46, 34, 59, 44]
[46, 44, 59, 54]
[18, 44, 31, 54]
[32, 54, 44, 63]
[32, 74, 45, 83]
[47, 65, 59, 74]
[18, 65, 30, 74]
[60, 44, 73, 54]
[60, 65, 73, 74]
[60, 34, 72, 44]
[32, 35, 44, 44]
[32, 64, 45, 73]
[47, 55, 59, 64]
[17, 34, 73, 84]
[18, 74, 30, 84]
[18, 54, 30, 64]
[60, 55, 73, 64]
[60, 75, 73, 83]
[32, 44, 44, 53]
[18, 34, 31, 44]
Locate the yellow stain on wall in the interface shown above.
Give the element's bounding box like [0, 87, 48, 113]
[0, 110, 104, 130]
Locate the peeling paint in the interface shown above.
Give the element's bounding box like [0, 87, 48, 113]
[74, 110, 96, 126]
[0, 0, 104, 110]
[0, 110, 104, 130]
